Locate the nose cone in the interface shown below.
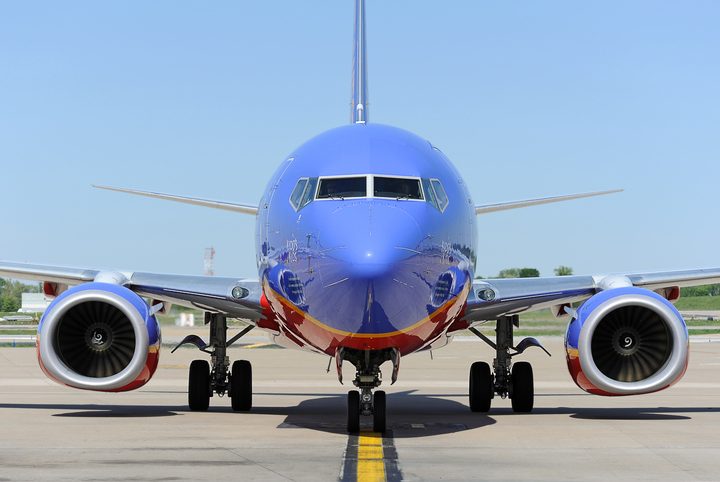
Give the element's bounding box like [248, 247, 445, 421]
[352, 250, 395, 279]
[325, 202, 423, 278]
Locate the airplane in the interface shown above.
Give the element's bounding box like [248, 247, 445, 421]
[2, 0, 719, 434]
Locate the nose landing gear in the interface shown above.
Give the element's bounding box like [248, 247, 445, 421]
[347, 385, 387, 434]
[338, 347, 398, 433]
[347, 387, 387, 433]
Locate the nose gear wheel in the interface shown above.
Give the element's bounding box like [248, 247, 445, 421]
[373, 390, 387, 433]
[338, 348, 394, 433]
[347, 390, 360, 433]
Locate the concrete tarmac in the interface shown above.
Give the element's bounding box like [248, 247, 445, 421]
[1, 337, 719, 481]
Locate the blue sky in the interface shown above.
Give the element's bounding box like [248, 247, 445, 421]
[1, 1, 718, 279]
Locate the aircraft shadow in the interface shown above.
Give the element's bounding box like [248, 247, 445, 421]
[488, 405, 716, 420]
[0, 397, 715, 427]
[550, 406, 715, 421]
[252, 391, 496, 438]
[251, 392, 717, 436]
[0, 403, 182, 418]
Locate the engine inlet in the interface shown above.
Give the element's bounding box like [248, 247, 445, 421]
[590, 306, 672, 382]
[55, 301, 137, 378]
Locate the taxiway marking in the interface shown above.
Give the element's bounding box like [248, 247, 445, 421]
[242, 342, 274, 349]
[357, 432, 385, 481]
[341, 430, 402, 482]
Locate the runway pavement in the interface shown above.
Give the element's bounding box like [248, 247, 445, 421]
[1, 337, 719, 481]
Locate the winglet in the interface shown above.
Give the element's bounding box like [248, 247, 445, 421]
[351, 0, 369, 124]
[475, 189, 623, 215]
[93, 185, 259, 215]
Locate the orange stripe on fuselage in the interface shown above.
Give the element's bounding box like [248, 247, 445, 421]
[263, 278, 470, 355]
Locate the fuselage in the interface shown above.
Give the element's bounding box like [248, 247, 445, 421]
[256, 124, 478, 356]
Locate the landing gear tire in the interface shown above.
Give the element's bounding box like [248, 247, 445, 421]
[230, 359, 252, 411]
[347, 390, 360, 433]
[188, 359, 210, 411]
[469, 361, 493, 412]
[373, 390, 387, 433]
[511, 361, 534, 413]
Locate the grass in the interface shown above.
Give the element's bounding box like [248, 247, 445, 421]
[517, 298, 720, 325]
[469, 327, 720, 337]
[674, 296, 720, 311]
[686, 319, 720, 327]
[0, 314, 39, 324]
[684, 329, 720, 335]
[518, 309, 555, 322]
[462, 329, 562, 338]
[0, 330, 35, 335]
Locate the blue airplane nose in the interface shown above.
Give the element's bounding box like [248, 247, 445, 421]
[325, 202, 424, 279]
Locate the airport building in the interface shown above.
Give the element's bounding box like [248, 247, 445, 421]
[19, 293, 52, 313]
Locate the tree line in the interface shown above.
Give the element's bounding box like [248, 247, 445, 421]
[0, 279, 41, 312]
[681, 285, 720, 297]
[477, 265, 574, 279]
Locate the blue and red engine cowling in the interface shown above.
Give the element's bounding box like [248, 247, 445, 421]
[37, 282, 161, 392]
[565, 287, 688, 396]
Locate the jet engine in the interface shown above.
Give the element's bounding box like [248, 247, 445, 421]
[37, 282, 161, 392]
[565, 286, 688, 396]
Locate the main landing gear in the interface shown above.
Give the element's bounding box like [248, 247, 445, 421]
[336, 347, 399, 433]
[172, 312, 254, 412]
[468, 315, 551, 413]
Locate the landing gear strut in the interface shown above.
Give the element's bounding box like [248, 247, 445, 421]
[174, 312, 254, 411]
[468, 315, 550, 413]
[337, 347, 398, 433]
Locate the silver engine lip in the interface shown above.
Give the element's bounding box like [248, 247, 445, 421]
[39, 289, 149, 391]
[578, 294, 688, 395]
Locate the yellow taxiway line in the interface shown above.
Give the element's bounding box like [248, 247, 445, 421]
[356, 432, 385, 481]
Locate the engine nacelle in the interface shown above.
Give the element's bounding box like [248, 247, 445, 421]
[565, 286, 688, 396]
[37, 282, 161, 392]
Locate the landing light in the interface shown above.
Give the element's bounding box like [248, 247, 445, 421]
[477, 288, 496, 302]
[231, 286, 249, 300]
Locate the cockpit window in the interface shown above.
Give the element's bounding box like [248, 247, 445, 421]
[290, 178, 308, 210]
[290, 177, 318, 211]
[317, 177, 367, 199]
[296, 175, 447, 210]
[373, 177, 423, 200]
[430, 179, 449, 212]
[299, 177, 318, 208]
[422, 178, 437, 207]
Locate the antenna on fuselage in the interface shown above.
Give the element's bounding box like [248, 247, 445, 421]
[351, 0, 368, 124]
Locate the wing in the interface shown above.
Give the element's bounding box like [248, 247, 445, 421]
[464, 268, 720, 324]
[93, 185, 259, 215]
[0, 261, 263, 321]
[475, 189, 622, 215]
